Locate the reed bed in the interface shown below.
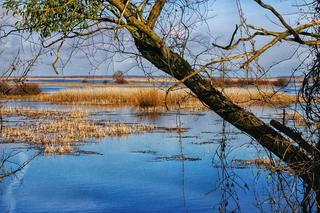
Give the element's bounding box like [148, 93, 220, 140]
[222, 88, 299, 108]
[30, 87, 298, 109]
[1, 107, 156, 154]
[32, 87, 204, 109]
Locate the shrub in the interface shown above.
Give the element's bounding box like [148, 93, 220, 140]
[273, 78, 288, 87]
[0, 81, 41, 95]
[113, 70, 128, 84]
[135, 90, 163, 108]
[82, 79, 89, 83]
[0, 81, 11, 94]
[102, 80, 108, 84]
[210, 77, 236, 87]
[10, 83, 42, 95]
[238, 79, 255, 86]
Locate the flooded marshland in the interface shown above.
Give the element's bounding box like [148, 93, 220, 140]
[0, 84, 307, 212]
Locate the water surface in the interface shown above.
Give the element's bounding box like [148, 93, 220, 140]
[0, 103, 299, 212]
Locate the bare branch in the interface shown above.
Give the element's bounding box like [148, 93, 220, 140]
[254, 0, 305, 44]
[146, 0, 167, 29]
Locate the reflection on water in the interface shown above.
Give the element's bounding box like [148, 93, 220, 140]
[0, 102, 303, 212]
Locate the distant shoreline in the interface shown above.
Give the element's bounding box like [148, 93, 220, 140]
[5, 75, 304, 83]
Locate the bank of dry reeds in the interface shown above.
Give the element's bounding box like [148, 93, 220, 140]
[32, 87, 201, 109]
[30, 87, 298, 108]
[210, 77, 288, 87]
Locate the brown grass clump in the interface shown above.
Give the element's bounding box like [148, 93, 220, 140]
[44, 144, 73, 154]
[133, 90, 182, 109]
[1, 107, 156, 154]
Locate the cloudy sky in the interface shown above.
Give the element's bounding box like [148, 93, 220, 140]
[0, 0, 313, 77]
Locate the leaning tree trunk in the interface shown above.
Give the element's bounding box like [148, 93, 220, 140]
[133, 37, 319, 193]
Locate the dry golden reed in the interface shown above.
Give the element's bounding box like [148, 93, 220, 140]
[221, 88, 298, 108]
[32, 87, 197, 109]
[29, 87, 298, 109]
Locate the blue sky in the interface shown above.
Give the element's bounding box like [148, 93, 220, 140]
[0, 0, 312, 77]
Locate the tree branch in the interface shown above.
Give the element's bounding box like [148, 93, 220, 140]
[254, 0, 305, 44]
[146, 0, 167, 29]
[270, 119, 319, 156]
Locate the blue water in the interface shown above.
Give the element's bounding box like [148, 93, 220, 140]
[0, 104, 302, 212]
[39, 85, 72, 93]
[28, 79, 112, 84]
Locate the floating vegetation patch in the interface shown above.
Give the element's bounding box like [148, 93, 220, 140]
[73, 150, 103, 156]
[180, 135, 199, 139]
[1, 106, 88, 119]
[131, 150, 158, 155]
[191, 140, 220, 145]
[157, 127, 188, 133]
[155, 154, 201, 161]
[231, 157, 276, 168]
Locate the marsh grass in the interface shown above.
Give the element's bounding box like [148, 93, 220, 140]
[1, 107, 88, 119]
[222, 88, 298, 108]
[31, 87, 203, 110]
[28, 87, 298, 109]
[1, 107, 156, 154]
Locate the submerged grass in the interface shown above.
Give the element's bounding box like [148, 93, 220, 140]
[26, 86, 298, 109]
[1, 107, 156, 154]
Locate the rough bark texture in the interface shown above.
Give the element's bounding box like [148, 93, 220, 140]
[134, 38, 319, 191]
[270, 119, 318, 155]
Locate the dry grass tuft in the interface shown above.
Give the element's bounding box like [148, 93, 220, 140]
[44, 144, 73, 154]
